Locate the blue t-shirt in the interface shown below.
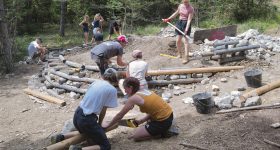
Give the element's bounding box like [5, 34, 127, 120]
[79, 80, 118, 115]
[91, 41, 123, 59]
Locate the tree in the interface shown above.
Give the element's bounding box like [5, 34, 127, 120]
[0, 0, 14, 73]
[60, 0, 67, 37]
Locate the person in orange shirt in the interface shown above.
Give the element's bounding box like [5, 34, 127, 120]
[102, 77, 173, 141]
[163, 0, 194, 64]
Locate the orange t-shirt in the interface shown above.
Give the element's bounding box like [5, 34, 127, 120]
[136, 91, 173, 121]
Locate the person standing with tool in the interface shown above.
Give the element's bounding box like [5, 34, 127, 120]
[163, 0, 194, 64]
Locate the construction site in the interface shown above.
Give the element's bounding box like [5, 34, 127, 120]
[0, 23, 280, 150]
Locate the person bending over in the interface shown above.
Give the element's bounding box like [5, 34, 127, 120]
[27, 37, 47, 64]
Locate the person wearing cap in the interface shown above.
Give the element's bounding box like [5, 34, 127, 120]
[51, 68, 119, 150]
[163, 0, 194, 64]
[118, 50, 148, 97]
[103, 77, 174, 142]
[91, 35, 128, 77]
[27, 37, 47, 64]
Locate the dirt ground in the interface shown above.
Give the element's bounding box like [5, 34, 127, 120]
[1, 34, 280, 150]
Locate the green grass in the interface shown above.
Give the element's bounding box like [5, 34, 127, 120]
[133, 24, 164, 36]
[237, 17, 280, 33]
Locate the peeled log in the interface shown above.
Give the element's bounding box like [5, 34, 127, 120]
[85, 65, 99, 72]
[147, 66, 244, 76]
[49, 69, 96, 83]
[148, 78, 203, 86]
[44, 74, 87, 94]
[45, 124, 118, 150]
[24, 88, 66, 106]
[240, 79, 280, 103]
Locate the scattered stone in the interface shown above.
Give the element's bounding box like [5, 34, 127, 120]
[170, 75, 180, 80]
[201, 78, 210, 85]
[61, 119, 76, 134]
[173, 91, 181, 96]
[58, 78, 67, 84]
[179, 75, 188, 79]
[270, 123, 280, 129]
[56, 89, 66, 95]
[44, 81, 54, 89]
[212, 92, 219, 96]
[182, 97, 193, 104]
[232, 97, 242, 107]
[231, 91, 241, 97]
[212, 85, 220, 92]
[214, 94, 233, 109]
[244, 96, 261, 107]
[237, 86, 246, 91]
[157, 75, 166, 80]
[78, 72, 86, 78]
[168, 84, 174, 89]
[67, 70, 75, 75]
[192, 73, 203, 78]
[162, 92, 172, 103]
[220, 78, 227, 82]
[174, 86, 181, 90]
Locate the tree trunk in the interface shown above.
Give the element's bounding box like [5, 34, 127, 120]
[59, 0, 67, 37]
[0, 0, 14, 73]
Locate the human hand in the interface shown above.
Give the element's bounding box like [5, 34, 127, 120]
[162, 18, 171, 23]
[101, 121, 110, 129]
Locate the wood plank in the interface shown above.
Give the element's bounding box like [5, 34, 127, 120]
[23, 88, 66, 106]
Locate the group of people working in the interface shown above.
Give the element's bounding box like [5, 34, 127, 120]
[79, 13, 121, 47]
[27, 0, 194, 149]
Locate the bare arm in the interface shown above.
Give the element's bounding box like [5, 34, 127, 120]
[185, 12, 194, 33]
[98, 107, 107, 125]
[79, 21, 84, 27]
[168, 9, 179, 20]
[104, 98, 135, 128]
[135, 114, 151, 125]
[116, 55, 127, 66]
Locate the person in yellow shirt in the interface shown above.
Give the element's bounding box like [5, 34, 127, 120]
[102, 77, 173, 141]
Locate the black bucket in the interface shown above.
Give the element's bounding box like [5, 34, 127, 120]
[244, 69, 262, 88]
[192, 92, 213, 114]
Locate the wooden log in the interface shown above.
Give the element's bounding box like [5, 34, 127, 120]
[44, 75, 87, 94]
[147, 66, 244, 76]
[148, 78, 203, 86]
[59, 55, 66, 63]
[65, 60, 85, 70]
[216, 103, 280, 114]
[240, 79, 280, 103]
[84, 65, 99, 72]
[49, 69, 96, 83]
[48, 62, 62, 67]
[45, 124, 118, 150]
[23, 88, 66, 106]
[179, 143, 207, 150]
[263, 139, 280, 148]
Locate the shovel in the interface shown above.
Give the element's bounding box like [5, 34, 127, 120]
[163, 20, 191, 41]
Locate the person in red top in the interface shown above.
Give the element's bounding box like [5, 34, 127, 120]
[163, 0, 194, 64]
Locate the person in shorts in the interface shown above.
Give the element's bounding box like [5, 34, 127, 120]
[163, 0, 194, 64]
[103, 77, 174, 141]
[90, 35, 128, 77]
[107, 19, 121, 40]
[51, 68, 119, 150]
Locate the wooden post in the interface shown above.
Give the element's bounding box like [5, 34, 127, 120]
[49, 69, 96, 83]
[45, 124, 118, 150]
[216, 103, 280, 114]
[148, 78, 203, 86]
[147, 66, 244, 76]
[240, 79, 280, 104]
[24, 88, 66, 106]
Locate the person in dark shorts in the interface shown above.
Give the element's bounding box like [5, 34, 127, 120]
[103, 77, 174, 141]
[50, 69, 119, 150]
[108, 20, 121, 40]
[163, 0, 194, 64]
[91, 35, 128, 77]
[79, 15, 90, 46]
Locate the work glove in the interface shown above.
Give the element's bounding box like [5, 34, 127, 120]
[162, 18, 171, 23]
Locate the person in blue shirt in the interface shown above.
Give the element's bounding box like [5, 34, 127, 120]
[51, 68, 119, 150]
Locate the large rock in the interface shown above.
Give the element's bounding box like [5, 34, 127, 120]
[244, 96, 261, 107]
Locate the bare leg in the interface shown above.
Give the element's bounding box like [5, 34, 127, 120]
[108, 34, 112, 40]
[84, 32, 89, 45]
[82, 145, 101, 150]
[63, 131, 80, 139]
[176, 35, 183, 58]
[182, 37, 190, 64]
[128, 126, 152, 142]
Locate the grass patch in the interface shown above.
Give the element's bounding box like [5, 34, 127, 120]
[237, 17, 280, 33]
[133, 24, 163, 36]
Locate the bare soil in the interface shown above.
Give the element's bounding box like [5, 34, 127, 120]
[1, 35, 280, 150]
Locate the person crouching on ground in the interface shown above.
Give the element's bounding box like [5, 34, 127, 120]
[118, 50, 148, 98]
[93, 27, 104, 45]
[27, 37, 47, 64]
[51, 68, 119, 150]
[103, 77, 174, 141]
[91, 35, 128, 77]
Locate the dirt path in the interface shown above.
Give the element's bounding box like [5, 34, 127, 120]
[1, 35, 280, 150]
